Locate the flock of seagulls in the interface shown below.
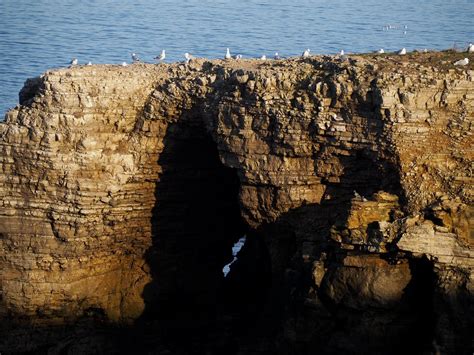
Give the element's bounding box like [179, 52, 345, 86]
[68, 43, 473, 68]
[382, 24, 408, 36]
[383, 24, 408, 31]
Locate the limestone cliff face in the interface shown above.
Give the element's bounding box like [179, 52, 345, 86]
[1, 67, 164, 323]
[0, 52, 472, 354]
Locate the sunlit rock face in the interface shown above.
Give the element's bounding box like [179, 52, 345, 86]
[0, 52, 472, 354]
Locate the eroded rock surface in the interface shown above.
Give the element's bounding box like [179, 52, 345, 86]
[0, 52, 472, 354]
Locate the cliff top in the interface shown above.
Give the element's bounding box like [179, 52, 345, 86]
[41, 49, 472, 77]
[11, 49, 469, 114]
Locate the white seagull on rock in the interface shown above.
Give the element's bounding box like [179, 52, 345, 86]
[184, 52, 194, 63]
[397, 48, 407, 55]
[121, 62, 128, 66]
[340, 49, 345, 56]
[274, 52, 280, 60]
[155, 50, 166, 62]
[467, 43, 474, 53]
[225, 48, 231, 60]
[377, 48, 385, 54]
[302, 49, 310, 58]
[454, 58, 469, 66]
[232, 54, 242, 60]
[87, 61, 92, 66]
[69, 58, 78, 66]
[131, 53, 140, 63]
[260, 55, 267, 60]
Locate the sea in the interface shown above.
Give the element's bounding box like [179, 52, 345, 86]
[0, 0, 473, 116]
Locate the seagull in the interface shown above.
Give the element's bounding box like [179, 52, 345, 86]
[154, 50, 166, 62]
[69, 58, 78, 66]
[340, 49, 345, 56]
[184, 52, 194, 63]
[131, 53, 140, 63]
[454, 58, 469, 66]
[232, 54, 242, 60]
[274, 52, 280, 60]
[87, 61, 92, 66]
[397, 48, 407, 55]
[423, 48, 428, 53]
[121, 62, 128, 66]
[260, 55, 267, 60]
[225, 48, 231, 60]
[376, 48, 385, 54]
[302, 49, 310, 58]
[467, 43, 474, 53]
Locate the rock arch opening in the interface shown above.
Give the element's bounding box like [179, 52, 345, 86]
[140, 116, 272, 353]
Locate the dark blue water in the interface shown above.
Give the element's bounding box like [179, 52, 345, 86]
[1, 0, 473, 115]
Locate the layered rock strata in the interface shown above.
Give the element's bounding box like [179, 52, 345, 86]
[0, 51, 472, 354]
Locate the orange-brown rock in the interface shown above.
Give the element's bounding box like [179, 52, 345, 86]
[0, 51, 472, 354]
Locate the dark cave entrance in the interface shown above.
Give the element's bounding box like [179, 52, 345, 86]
[399, 255, 437, 353]
[218, 231, 272, 347]
[141, 117, 272, 354]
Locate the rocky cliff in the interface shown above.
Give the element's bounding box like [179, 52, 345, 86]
[0, 51, 472, 354]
